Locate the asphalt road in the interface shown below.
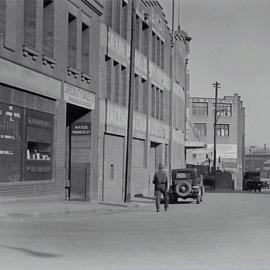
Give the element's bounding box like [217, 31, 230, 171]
[0, 192, 270, 270]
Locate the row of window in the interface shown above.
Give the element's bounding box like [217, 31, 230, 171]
[107, 0, 128, 40]
[0, 0, 55, 59]
[107, 0, 165, 70]
[68, 12, 90, 75]
[192, 102, 232, 116]
[151, 85, 165, 120]
[0, 0, 91, 76]
[106, 57, 128, 106]
[106, 56, 168, 121]
[194, 123, 230, 137]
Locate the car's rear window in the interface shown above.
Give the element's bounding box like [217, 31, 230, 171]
[175, 172, 192, 179]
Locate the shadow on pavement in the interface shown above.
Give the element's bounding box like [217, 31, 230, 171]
[0, 245, 61, 258]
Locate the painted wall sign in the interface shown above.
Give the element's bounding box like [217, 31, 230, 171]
[149, 119, 169, 139]
[106, 101, 146, 134]
[108, 30, 129, 62]
[64, 83, 95, 110]
[207, 144, 237, 159]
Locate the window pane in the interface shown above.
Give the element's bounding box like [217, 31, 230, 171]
[213, 103, 232, 116]
[24, 0, 36, 48]
[25, 110, 54, 181]
[68, 13, 77, 68]
[43, 0, 54, 57]
[81, 23, 89, 74]
[0, 103, 23, 182]
[194, 123, 206, 136]
[217, 124, 229, 137]
[192, 102, 208, 116]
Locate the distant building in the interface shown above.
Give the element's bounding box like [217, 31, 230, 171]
[186, 94, 245, 190]
[245, 146, 270, 178]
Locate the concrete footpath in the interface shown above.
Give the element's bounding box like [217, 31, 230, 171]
[0, 196, 155, 219]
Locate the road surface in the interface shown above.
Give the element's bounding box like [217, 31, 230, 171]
[0, 192, 270, 270]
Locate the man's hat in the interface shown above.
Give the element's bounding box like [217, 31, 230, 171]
[159, 164, 165, 169]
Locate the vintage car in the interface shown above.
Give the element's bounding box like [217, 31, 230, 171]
[169, 168, 205, 204]
[243, 171, 262, 192]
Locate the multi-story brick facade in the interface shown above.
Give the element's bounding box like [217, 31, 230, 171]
[98, 0, 191, 202]
[186, 94, 245, 190]
[0, 0, 102, 200]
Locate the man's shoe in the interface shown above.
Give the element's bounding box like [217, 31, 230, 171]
[164, 208, 168, 211]
[157, 209, 160, 212]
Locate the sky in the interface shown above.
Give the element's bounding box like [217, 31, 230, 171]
[159, 0, 270, 147]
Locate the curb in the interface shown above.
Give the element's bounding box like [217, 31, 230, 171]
[0, 199, 151, 219]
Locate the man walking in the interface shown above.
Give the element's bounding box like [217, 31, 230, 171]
[153, 164, 169, 212]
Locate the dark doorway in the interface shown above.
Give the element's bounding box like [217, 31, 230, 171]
[66, 104, 91, 201]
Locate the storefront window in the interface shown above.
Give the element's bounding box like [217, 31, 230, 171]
[0, 103, 22, 182]
[25, 110, 54, 181]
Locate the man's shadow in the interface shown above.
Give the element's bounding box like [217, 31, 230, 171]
[134, 194, 193, 204]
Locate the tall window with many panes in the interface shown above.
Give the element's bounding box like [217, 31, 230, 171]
[192, 102, 208, 116]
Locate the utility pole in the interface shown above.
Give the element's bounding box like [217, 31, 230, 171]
[184, 58, 188, 141]
[184, 58, 188, 163]
[143, 8, 151, 194]
[124, 0, 136, 203]
[213, 81, 221, 175]
[249, 147, 252, 170]
[169, 0, 175, 185]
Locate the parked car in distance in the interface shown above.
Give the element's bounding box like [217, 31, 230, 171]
[243, 171, 262, 192]
[169, 168, 205, 204]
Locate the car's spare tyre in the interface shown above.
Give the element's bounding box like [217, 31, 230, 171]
[175, 181, 192, 197]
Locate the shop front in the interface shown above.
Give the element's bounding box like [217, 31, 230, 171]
[64, 83, 95, 201]
[0, 84, 57, 198]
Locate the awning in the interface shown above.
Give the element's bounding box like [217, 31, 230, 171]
[185, 141, 205, 149]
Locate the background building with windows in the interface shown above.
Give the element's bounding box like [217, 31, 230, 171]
[186, 94, 245, 189]
[245, 145, 270, 179]
[98, 0, 191, 202]
[0, 0, 102, 200]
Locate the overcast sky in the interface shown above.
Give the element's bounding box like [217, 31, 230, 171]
[159, 0, 270, 147]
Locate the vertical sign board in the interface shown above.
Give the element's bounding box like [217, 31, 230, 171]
[25, 110, 54, 181]
[0, 103, 22, 182]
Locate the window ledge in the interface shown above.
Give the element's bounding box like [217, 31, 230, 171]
[22, 45, 38, 61]
[67, 65, 79, 78]
[81, 72, 92, 84]
[42, 55, 56, 69]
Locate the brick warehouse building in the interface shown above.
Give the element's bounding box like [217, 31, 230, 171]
[0, 0, 102, 200]
[98, 0, 191, 202]
[186, 94, 245, 190]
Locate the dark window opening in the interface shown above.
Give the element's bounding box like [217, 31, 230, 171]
[81, 23, 90, 74]
[68, 13, 77, 68]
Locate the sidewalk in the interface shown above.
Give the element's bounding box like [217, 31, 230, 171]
[0, 196, 154, 219]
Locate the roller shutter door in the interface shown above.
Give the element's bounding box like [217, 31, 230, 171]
[104, 134, 124, 202]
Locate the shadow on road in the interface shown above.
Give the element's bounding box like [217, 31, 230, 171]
[0, 245, 61, 258]
[134, 194, 197, 205]
[171, 200, 194, 204]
